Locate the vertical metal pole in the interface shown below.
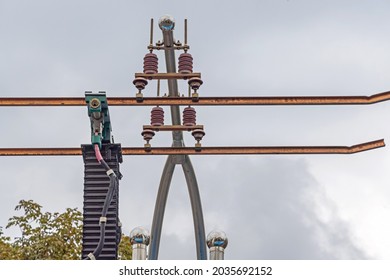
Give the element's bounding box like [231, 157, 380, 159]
[149, 18, 154, 48]
[132, 244, 148, 260]
[209, 247, 225, 260]
[184, 19, 188, 46]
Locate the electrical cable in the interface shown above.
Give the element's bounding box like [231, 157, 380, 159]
[84, 144, 119, 260]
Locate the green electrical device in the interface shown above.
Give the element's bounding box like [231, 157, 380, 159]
[85, 91, 112, 148]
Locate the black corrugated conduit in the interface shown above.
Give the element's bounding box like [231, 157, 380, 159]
[84, 144, 120, 260]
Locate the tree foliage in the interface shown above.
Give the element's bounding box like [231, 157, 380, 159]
[0, 226, 21, 259]
[118, 235, 132, 260]
[0, 200, 131, 260]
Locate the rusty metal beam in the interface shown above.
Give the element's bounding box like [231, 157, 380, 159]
[0, 148, 82, 156]
[135, 72, 201, 80]
[1, 91, 390, 106]
[0, 140, 384, 156]
[143, 125, 204, 131]
[0, 97, 85, 106]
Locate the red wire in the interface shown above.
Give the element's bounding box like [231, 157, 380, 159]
[94, 144, 103, 162]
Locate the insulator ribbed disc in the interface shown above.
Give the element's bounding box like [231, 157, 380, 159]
[151, 106, 164, 126]
[143, 53, 158, 74]
[183, 106, 196, 126]
[178, 53, 193, 74]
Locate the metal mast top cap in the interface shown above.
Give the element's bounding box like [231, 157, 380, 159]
[158, 15, 175, 31]
[130, 226, 150, 245]
[207, 230, 228, 249]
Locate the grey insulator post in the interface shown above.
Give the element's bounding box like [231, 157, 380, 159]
[130, 227, 150, 260]
[207, 230, 228, 260]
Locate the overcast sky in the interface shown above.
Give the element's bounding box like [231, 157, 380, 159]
[1, 0, 390, 260]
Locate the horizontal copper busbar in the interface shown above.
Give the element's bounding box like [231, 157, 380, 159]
[1, 91, 390, 106]
[0, 140, 384, 156]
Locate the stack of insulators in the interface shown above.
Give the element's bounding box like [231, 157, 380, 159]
[143, 53, 158, 74]
[150, 106, 164, 126]
[178, 53, 193, 74]
[183, 106, 196, 126]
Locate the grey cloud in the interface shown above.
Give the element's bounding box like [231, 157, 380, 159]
[198, 157, 366, 259]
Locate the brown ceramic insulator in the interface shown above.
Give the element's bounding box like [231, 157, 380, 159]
[182, 106, 196, 126]
[143, 53, 158, 74]
[141, 129, 155, 141]
[178, 53, 193, 74]
[150, 106, 164, 126]
[133, 77, 148, 90]
[188, 77, 203, 91]
[192, 129, 205, 141]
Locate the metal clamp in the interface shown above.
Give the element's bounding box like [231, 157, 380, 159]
[87, 253, 96, 260]
[99, 216, 107, 224]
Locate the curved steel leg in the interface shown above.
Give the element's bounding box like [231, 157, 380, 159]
[148, 156, 176, 260]
[149, 154, 207, 260]
[182, 155, 207, 260]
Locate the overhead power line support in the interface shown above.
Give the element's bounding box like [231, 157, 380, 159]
[148, 16, 207, 260]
